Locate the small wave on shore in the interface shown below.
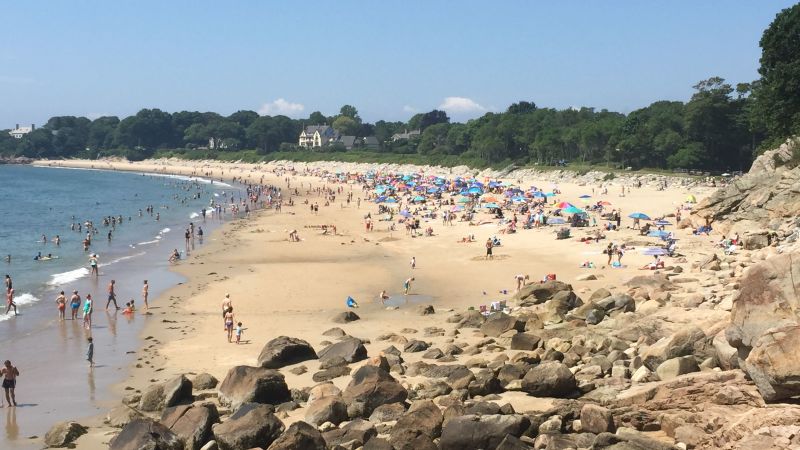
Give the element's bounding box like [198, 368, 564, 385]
[49, 267, 89, 285]
[190, 212, 200, 219]
[0, 293, 41, 321]
[99, 252, 146, 268]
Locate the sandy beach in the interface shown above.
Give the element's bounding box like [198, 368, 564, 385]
[27, 158, 724, 448]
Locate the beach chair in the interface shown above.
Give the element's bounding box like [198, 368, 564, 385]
[479, 304, 490, 316]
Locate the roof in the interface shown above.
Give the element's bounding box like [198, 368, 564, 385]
[304, 125, 332, 135]
[391, 129, 421, 140]
[10, 126, 32, 134]
[338, 135, 357, 147]
[363, 136, 379, 146]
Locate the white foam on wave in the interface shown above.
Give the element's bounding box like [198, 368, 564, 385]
[189, 212, 200, 219]
[0, 293, 41, 322]
[147, 173, 233, 188]
[137, 239, 160, 246]
[50, 267, 89, 285]
[159, 228, 171, 234]
[99, 252, 146, 267]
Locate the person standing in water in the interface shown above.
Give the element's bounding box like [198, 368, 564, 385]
[83, 294, 93, 329]
[1, 360, 19, 407]
[70, 291, 81, 320]
[5, 288, 17, 315]
[55, 291, 66, 320]
[89, 254, 99, 276]
[142, 280, 149, 310]
[86, 337, 94, 368]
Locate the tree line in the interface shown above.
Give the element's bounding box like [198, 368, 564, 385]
[2, 4, 798, 171]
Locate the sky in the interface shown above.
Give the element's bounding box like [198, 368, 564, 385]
[1, 1, 796, 127]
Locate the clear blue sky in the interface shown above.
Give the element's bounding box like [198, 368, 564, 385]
[1, 1, 795, 127]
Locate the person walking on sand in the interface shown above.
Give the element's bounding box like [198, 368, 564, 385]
[404, 277, 415, 295]
[55, 291, 66, 320]
[83, 294, 93, 329]
[106, 279, 119, 310]
[221, 293, 232, 328]
[70, 290, 81, 320]
[485, 238, 494, 260]
[235, 322, 243, 344]
[224, 307, 235, 343]
[86, 337, 94, 368]
[410, 256, 416, 269]
[1, 360, 19, 407]
[142, 280, 149, 310]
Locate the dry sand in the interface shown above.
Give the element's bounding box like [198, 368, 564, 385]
[34, 159, 718, 447]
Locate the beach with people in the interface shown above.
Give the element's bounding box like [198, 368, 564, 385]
[26, 156, 762, 449]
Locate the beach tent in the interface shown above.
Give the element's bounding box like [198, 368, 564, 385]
[686, 195, 697, 203]
[562, 206, 585, 215]
[628, 212, 651, 220]
[641, 247, 668, 256]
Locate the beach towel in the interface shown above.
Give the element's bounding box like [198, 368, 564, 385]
[346, 296, 359, 308]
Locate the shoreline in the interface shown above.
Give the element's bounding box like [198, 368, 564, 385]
[35, 157, 726, 449]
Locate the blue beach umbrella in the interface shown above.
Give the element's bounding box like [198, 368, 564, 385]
[413, 195, 426, 202]
[579, 194, 591, 199]
[375, 196, 387, 203]
[468, 187, 483, 194]
[385, 197, 398, 203]
[628, 212, 651, 220]
[562, 206, 585, 214]
[483, 202, 500, 208]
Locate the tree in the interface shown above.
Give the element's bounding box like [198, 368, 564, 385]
[307, 111, 327, 125]
[506, 101, 537, 115]
[338, 105, 360, 121]
[417, 123, 451, 155]
[114, 109, 173, 151]
[753, 3, 800, 143]
[228, 110, 259, 129]
[332, 116, 359, 136]
[87, 116, 120, 150]
[419, 110, 449, 130]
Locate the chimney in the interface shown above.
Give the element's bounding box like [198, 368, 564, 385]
[31, 124, 35, 130]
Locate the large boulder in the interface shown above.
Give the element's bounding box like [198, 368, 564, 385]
[45, 421, 87, 448]
[109, 418, 183, 450]
[218, 366, 291, 410]
[510, 332, 541, 351]
[342, 365, 408, 418]
[322, 418, 377, 448]
[480, 312, 524, 337]
[267, 421, 326, 450]
[305, 395, 349, 426]
[641, 326, 707, 370]
[389, 400, 444, 446]
[212, 403, 284, 450]
[514, 280, 573, 305]
[332, 311, 360, 323]
[744, 324, 800, 402]
[138, 375, 193, 412]
[656, 356, 700, 381]
[105, 405, 143, 428]
[521, 361, 577, 398]
[580, 404, 614, 434]
[318, 337, 368, 365]
[258, 336, 317, 369]
[439, 414, 530, 450]
[192, 373, 219, 390]
[161, 403, 219, 450]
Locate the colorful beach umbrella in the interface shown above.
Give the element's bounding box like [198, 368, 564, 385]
[562, 206, 585, 214]
[628, 212, 651, 220]
[556, 202, 574, 209]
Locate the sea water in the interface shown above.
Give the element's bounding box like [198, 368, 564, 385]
[0, 165, 241, 447]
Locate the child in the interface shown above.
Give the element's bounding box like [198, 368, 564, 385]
[87, 337, 94, 367]
[122, 302, 133, 315]
[235, 322, 243, 344]
[410, 256, 416, 269]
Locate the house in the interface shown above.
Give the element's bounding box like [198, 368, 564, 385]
[390, 129, 421, 141]
[299, 125, 337, 148]
[337, 135, 358, 150]
[8, 124, 34, 139]
[362, 136, 380, 151]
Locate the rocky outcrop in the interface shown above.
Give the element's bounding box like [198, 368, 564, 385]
[211, 403, 284, 450]
[267, 421, 326, 450]
[318, 337, 368, 365]
[45, 421, 87, 448]
[342, 365, 408, 418]
[439, 414, 530, 450]
[109, 418, 183, 450]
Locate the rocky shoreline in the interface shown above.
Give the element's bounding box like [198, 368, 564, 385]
[41, 141, 800, 450]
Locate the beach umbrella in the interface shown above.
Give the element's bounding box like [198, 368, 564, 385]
[532, 191, 545, 198]
[544, 192, 556, 197]
[385, 197, 398, 203]
[468, 186, 483, 194]
[511, 196, 526, 202]
[562, 206, 584, 214]
[375, 196, 387, 203]
[556, 202, 574, 209]
[399, 210, 412, 218]
[641, 247, 667, 256]
[655, 220, 672, 226]
[628, 212, 651, 220]
[413, 195, 426, 202]
[686, 194, 697, 203]
[579, 194, 591, 199]
[483, 202, 500, 208]
[598, 201, 612, 206]
[648, 230, 670, 238]
[481, 195, 499, 203]
[456, 196, 470, 204]
[451, 205, 464, 212]
[427, 187, 439, 193]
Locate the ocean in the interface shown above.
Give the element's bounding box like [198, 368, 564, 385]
[0, 165, 240, 447]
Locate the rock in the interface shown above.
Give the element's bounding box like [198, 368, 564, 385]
[138, 383, 166, 412]
[45, 421, 87, 448]
[744, 324, 800, 402]
[641, 326, 707, 370]
[538, 415, 562, 434]
[332, 311, 360, 323]
[416, 304, 435, 315]
[323, 326, 347, 337]
[318, 338, 368, 365]
[480, 312, 524, 337]
[585, 307, 606, 325]
[369, 403, 407, 423]
[457, 310, 487, 328]
[580, 404, 614, 433]
[342, 365, 408, 418]
[404, 339, 430, 352]
[447, 366, 476, 389]
[217, 366, 291, 410]
[308, 382, 342, 403]
[495, 434, 534, 450]
[321, 418, 377, 448]
[467, 370, 502, 397]
[589, 288, 612, 302]
[422, 348, 444, 359]
[109, 418, 183, 450]
[439, 414, 530, 450]
[289, 366, 308, 375]
[510, 332, 541, 350]
[674, 424, 708, 448]
[576, 273, 597, 281]
[267, 421, 326, 450]
[514, 280, 573, 304]
[212, 403, 284, 450]
[162, 404, 220, 450]
[389, 400, 444, 446]
[521, 361, 578, 398]
[105, 405, 143, 428]
[257, 336, 318, 369]
[193, 373, 219, 390]
[656, 356, 700, 381]
[305, 396, 349, 426]
[163, 374, 193, 408]
[631, 366, 656, 383]
[312, 366, 352, 382]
